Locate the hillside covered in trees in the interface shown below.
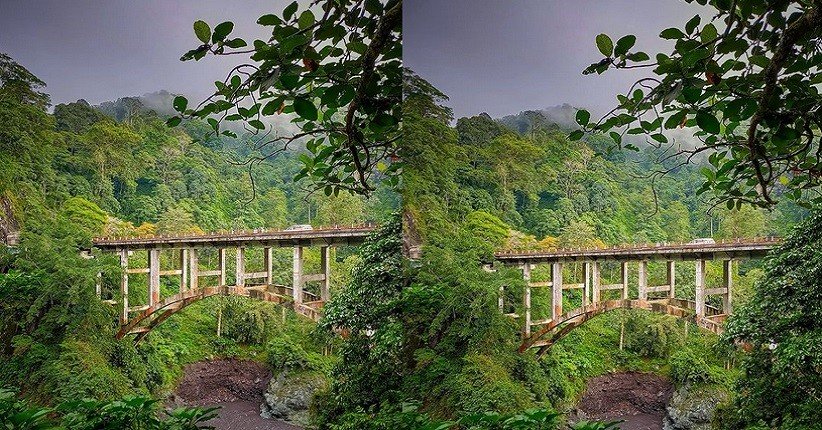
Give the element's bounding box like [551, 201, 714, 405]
[0, 52, 396, 418]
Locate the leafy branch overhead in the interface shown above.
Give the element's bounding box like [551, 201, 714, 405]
[573, 0, 822, 210]
[170, 0, 402, 196]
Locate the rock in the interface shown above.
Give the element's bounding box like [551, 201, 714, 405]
[261, 369, 328, 427]
[0, 195, 20, 247]
[663, 384, 728, 430]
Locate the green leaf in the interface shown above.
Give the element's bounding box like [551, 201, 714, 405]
[166, 116, 182, 127]
[257, 14, 282, 25]
[700, 23, 718, 43]
[575, 109, 590, 126]
[293, 98, 318, 121]
[626, 51, 650, 62]
[614, 35, 636, 56]
[595, 34, 613, 56]
[248, 119, 265, 130]
[568, 130, 584, 141]
[660, 27, 685, 40]
[172, 96, 188, 112]
[193, 20, 211, 44]
[212, 21, 234, 43]
[685, 15, 701, 34]
[224, 38, 247, 48]
[696, 110, 721, 134]
[298, 10, 315, 29]
[283, 1, 298, 21]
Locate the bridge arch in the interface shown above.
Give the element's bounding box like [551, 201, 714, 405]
[117, 285, 324, 343]
[518, 298, 726, 357]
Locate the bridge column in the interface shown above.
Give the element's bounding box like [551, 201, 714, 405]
[583, 262, 591, 306]
[621, 262, 629, 299]
[667, 261, 676, 298]
[189, 249, 199, 290]
[722, 259, 733, 314]
[552, 262, 563, 320]
[522, 263, 531, 336]
[638, 260, 648, 301]
[235, 247, 245, 287]
[120, 249, 129, 324]
[180, 249, 188, 293]
[320, 246, 331, 301]
[264, 247, 273, 286]
[591, 261, 601, 303]
[96, 272, 102, 298]
[293, 246, 304, 304]
[695, 260, 706, 317]
[218, 248, 227, 286]
[148, 249, 160, 307]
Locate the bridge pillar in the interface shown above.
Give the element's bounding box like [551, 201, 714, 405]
[667, 261, 676, 299]
[621, 262, 629, 299]
[235, 247, 246, 287]
[95, 272, 102, 298]
[591, 261, 601, 303]
[583, 262, 591, 306]
[180, 249, 188, 293]
[264, 247, 273, 286]
[695, 260, 706, 317]
[148, 249, 160, 307]
[722, 259, 733, 314]
[120, 249, 129, 324]
[293, 246, 304, 304]
[638, 260, 648, 300]
[522, 263, 531, 336]
[552, 262, 563, 320]
[218, 248, 227, 286]
[189, 249, 199, 290]
[320, 246, 331, 301]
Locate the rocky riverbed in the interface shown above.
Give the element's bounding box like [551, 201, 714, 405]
[170, 358, 302, 430]
[570, 372, 726, 430]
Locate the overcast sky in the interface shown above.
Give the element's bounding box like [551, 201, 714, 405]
[405, 0, 711, 119]
[0, 0, 289, 107]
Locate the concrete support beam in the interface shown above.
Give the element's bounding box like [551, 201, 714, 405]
[552, 262, 563, 320]
[218, 248, 227, 286]
[638, 260, 648, 300]
[96, 272, 102, 298]
[667, 260, 676, 299]
[120, 250, 129, 325]
[189, 249, 199, 290]
[264, 247, 273, 286]
[180, 249, 188, 294]
[522, 263, 531, 336]
[621, 262, 629, 299]
[592, 261, 601, 303]
[583, 262, 591, 306]
[320, 246, 331, 301]
[695, 260, 706, 317]
[499, 285, 505, 312]
[722, 259, 733, 314]
[235, 247, 245, 287]
[293, 246, 304, 304]
[148, 249, 160, 307]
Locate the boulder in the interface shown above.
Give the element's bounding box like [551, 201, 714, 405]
[663, 384, 728, 430]
[261, 370, 328, 426]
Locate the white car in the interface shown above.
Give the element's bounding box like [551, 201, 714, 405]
[690, 238, 716, 245]
[284, 224, 313, 232]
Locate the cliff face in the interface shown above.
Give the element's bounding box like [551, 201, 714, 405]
[0, 194, 20, 246]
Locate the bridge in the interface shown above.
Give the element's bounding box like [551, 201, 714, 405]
[91, 225, 375, 342]
[491, 237, 780, 356]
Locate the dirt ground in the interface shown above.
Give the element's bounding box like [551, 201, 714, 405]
[171, 358, 301, 430]
[572, 372, 674, 430]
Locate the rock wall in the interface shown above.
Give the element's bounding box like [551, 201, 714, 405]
[261, 370, 328, 427]
[663, 384, 728, 430]
[0, 194, 20, 247]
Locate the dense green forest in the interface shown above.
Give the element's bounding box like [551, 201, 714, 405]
[0, 52, 397, 427]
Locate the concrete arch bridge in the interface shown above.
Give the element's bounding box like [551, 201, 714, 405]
[492, 238, 780, 357]
[91, 225, 376, 343]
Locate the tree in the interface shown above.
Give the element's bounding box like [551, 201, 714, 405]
[722, 208, 822, 428]
[172, 0, 402, 196]
[575, 1, 822, 209]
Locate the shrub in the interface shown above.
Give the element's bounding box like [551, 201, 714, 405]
[668, 348, 723, 386]
[266, 337, 309, 371]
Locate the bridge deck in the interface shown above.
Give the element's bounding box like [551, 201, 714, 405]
[93, 225, 376, 250]
[495, 237, 780, 264]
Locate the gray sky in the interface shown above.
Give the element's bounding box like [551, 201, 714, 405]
[0, 0, 289, 106]
[405, 0, 711, 119]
